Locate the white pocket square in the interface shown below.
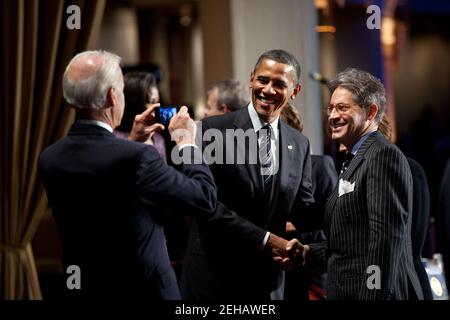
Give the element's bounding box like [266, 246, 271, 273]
[338, 178, 355, 197]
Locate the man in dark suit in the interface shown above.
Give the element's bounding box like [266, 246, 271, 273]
[38, 50, 216, 299]
[181, 49, 314, 300]
[306, 68, 423, 299]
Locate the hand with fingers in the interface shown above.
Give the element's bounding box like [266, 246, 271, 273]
[128, 103, 165, 142]
[267, 233, 310, 270]
[168, 106, 197, 147]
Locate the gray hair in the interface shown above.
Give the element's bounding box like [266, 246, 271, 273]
[328, 68, 386, 123]
[254, 49, 301, 86]
[62, 50, 122, 110]
[212, 79, 249, 112]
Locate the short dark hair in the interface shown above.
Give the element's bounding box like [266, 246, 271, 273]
[253, 49, 301, 85]
[328, 68, 386, 124]
[211, 79, 249, 112]
[117, 71, 157, 133]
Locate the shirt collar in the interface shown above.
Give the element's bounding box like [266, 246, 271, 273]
[247, 102, 279, 139]
[76, 119, 113, 133]
[350, 129, 377, 155]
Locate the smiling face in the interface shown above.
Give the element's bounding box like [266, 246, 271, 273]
[250, 58, 300, 123]
[328, 86, 372, 148]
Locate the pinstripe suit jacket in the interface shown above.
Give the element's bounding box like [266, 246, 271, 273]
[309, 131, 423, 300]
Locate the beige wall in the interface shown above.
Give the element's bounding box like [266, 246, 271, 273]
[97, 6, 140, 65]
[199, 0, 234, 89]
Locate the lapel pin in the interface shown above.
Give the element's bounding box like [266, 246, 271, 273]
[288, 145, 293, 150]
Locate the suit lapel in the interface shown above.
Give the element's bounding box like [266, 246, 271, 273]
[342, 131, 379, 181]
[233, 108, 263, 193]
[325, 131, 379, 229]
[278, 121, 295, 195]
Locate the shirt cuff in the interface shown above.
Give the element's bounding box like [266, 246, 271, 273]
[178, 143, 198, 151]
[262, 231, 270, 250]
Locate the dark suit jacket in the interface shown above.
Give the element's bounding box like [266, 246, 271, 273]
[309, 131, 423, 300]
[38, 123, 216, 299]
[180, 107, 316, 299]
[407, 158, 433, 300]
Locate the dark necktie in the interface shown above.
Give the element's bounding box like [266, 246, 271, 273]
[259, 124, 273, 201]
[340, 152, 354, 177]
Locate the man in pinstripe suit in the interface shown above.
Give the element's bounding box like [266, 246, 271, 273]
[306, 68, 423, 300]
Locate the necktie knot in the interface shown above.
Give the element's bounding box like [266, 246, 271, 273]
[259, 124, 272, 139]
[340, 152, 354, 176]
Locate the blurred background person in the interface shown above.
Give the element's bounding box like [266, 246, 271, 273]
[115, 71, 167, 162]
[203, 79, 249, 118]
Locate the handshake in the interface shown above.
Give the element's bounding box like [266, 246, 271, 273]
[266, 233, 309, 271]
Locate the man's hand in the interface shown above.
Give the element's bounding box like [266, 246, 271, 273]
[266, 233, 309, 270]
[129, 103, 164, 142]
[168, 106, 196, 147]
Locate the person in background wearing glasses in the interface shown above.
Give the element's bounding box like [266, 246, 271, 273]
[303, 68, 423, 300]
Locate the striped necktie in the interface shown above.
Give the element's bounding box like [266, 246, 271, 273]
[259, 124, 274, 201]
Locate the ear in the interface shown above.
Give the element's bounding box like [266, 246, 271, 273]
[105, 87, 116, 108]
[367, 103, 378, 121]
[291, 84, 302, 100]
[249, 71, 255, 86]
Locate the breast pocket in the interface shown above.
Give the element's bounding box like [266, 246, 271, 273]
[337, 180, 366, 221]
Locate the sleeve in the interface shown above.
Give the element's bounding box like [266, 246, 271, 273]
[307, 240, 328, 270]
[191, 118, 268, 251]
[359, 147, 413, 300]
[136, 145, 217, 219]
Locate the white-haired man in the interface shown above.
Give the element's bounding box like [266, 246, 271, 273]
[39, 50, 216, 299]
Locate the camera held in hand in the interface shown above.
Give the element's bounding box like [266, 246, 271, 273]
[154, 106, 180, 127]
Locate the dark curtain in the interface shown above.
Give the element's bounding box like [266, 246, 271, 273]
[0, 0, 105, 299]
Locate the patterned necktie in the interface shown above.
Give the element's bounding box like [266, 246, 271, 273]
[340, 152, 354, 177]
[259, 124, 273, 201]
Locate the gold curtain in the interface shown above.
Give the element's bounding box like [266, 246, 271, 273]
[0, 0, 105, 300]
